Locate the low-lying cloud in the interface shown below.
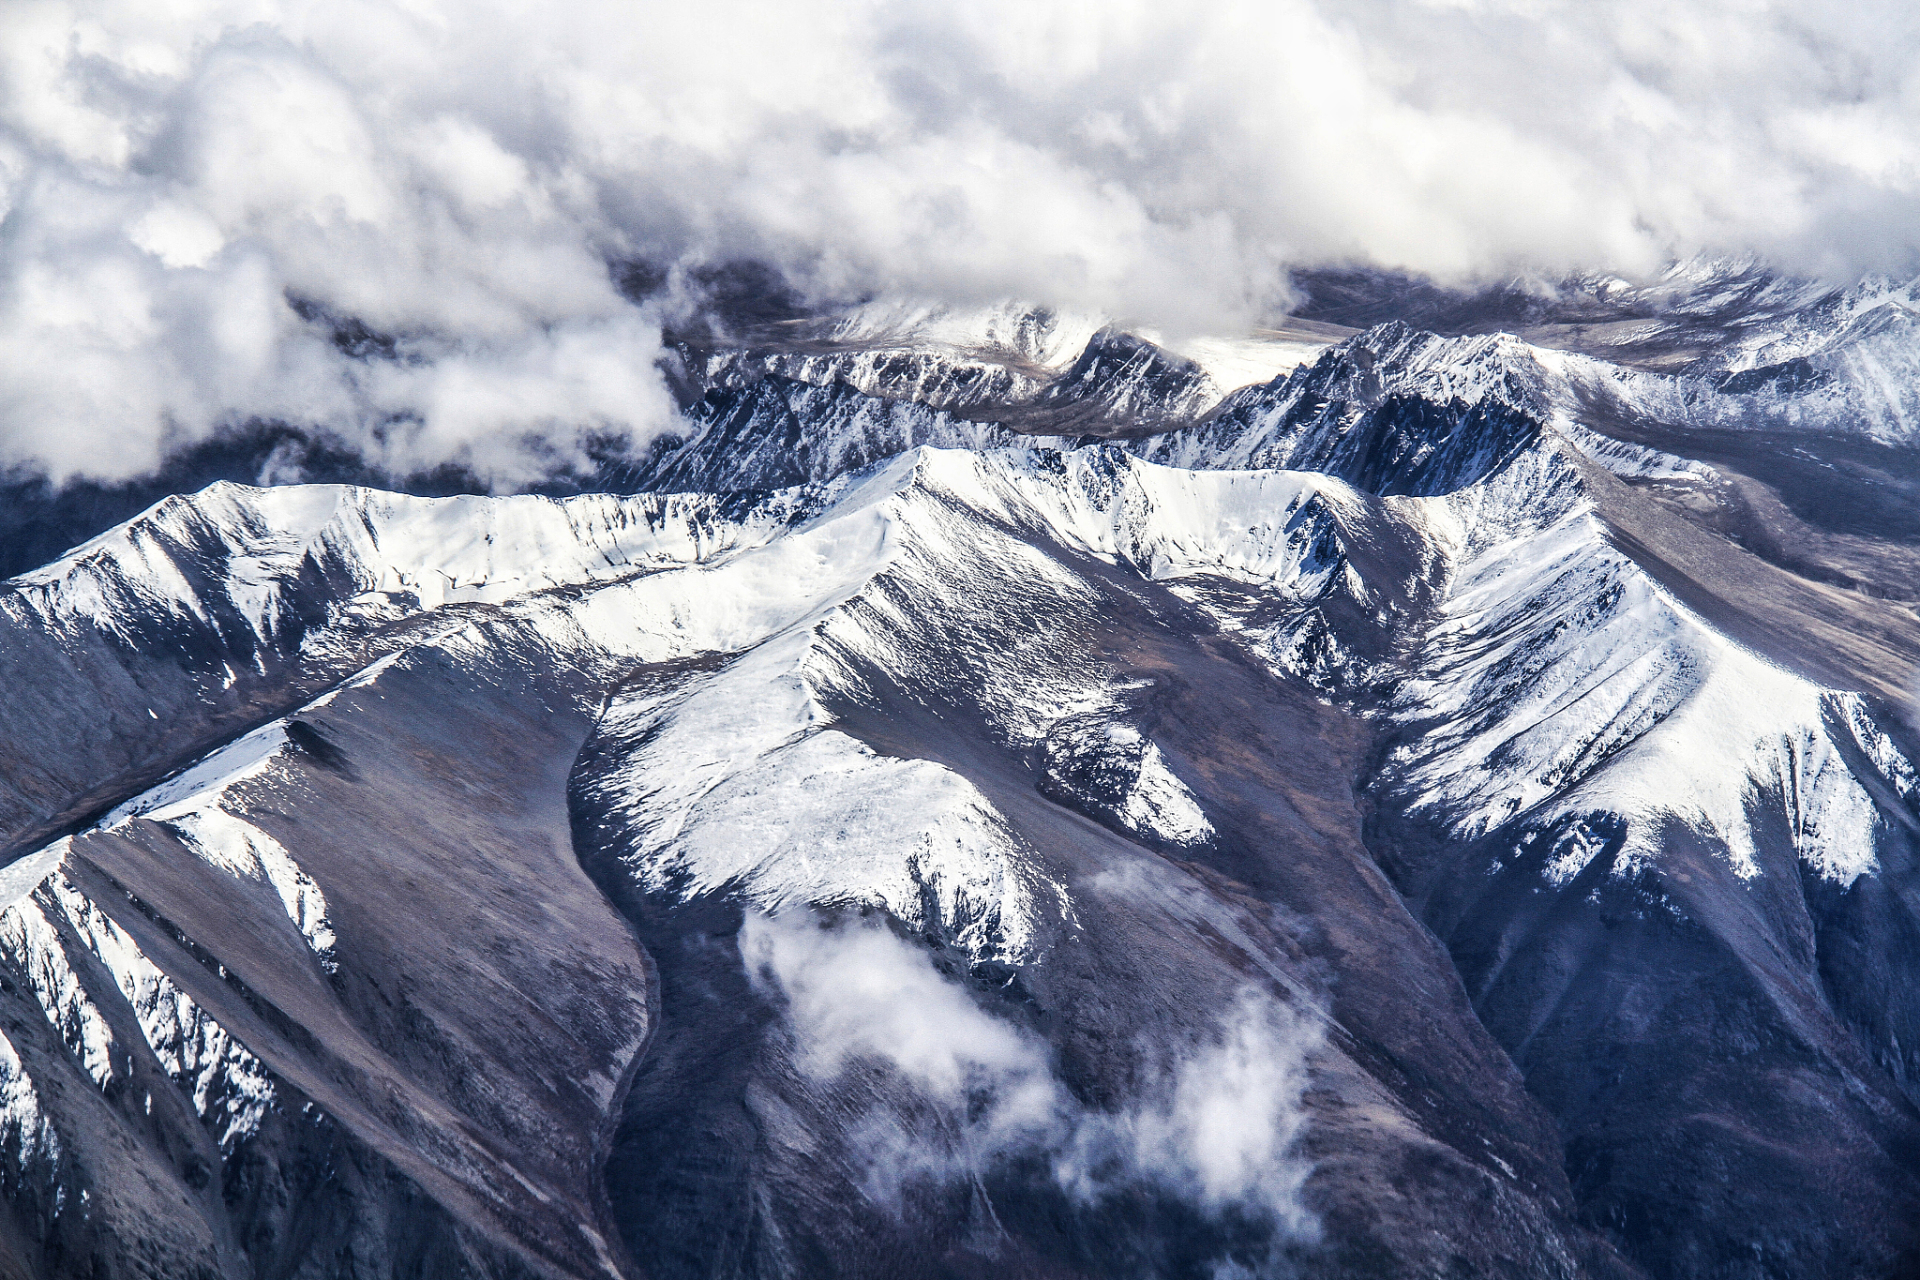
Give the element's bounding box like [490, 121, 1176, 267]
[742, 909, 1322, 1250]
[7, 0, 1920, 483]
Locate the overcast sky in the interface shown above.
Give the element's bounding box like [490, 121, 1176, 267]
[5, 0, 1919, 483]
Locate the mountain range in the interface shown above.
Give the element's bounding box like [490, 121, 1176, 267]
[3, 264, 1920, 1279]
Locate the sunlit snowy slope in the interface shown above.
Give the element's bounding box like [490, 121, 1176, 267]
[4, 278, 1920, 1279]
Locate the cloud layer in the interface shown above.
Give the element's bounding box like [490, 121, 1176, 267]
[7, 0, 1920, 481]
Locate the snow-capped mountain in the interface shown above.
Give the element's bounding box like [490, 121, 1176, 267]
[4, 277, 1920, 1280]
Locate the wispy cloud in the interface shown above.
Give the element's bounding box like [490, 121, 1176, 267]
[742, 909, 1321, 1252]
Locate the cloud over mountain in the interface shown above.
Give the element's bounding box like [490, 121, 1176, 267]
[6, 0, 1920, 483]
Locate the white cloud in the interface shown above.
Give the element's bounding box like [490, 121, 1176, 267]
[5, 0, 1920, 481]
[129, 202, 226, 270]
[1055, 988, 1316, 1236]
[742, 910, 1321, 1244]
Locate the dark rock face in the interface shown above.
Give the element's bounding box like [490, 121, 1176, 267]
[1280, 392, 1543, 497]
[0, 620, 650, 1279]
[611, 375, 1022, 496]
[1377, 798, 1920, 1279]
[5, 280, 1920, 1280]
[1007, 329, 1220, 436]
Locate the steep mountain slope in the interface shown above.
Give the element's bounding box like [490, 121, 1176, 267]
[1151, 321, 1920, 1278]
[3, 282, 1920, 1279]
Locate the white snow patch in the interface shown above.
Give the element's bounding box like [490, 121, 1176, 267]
[0, 843, 71, 912]
[0, 848, 277, 1147]
[166, 811, 337, 971]
[0, 877, 120, 1090]
[104, 722, 288, 826]
[0, 1029, 60, 1177]
[1391, 474, 1910, 887]
[94, 711, 337, 969]
[822, 300, 1105, 372]
[1169, 332, 1330, 393]
[51, 877, 275, 1147]
[1123, 738, 1216, 847]
[1556, 414, 1719, 484]
[593, 630, 1062, 963]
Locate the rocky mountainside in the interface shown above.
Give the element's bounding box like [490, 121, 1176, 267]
[3, 273, 1920, 1279]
